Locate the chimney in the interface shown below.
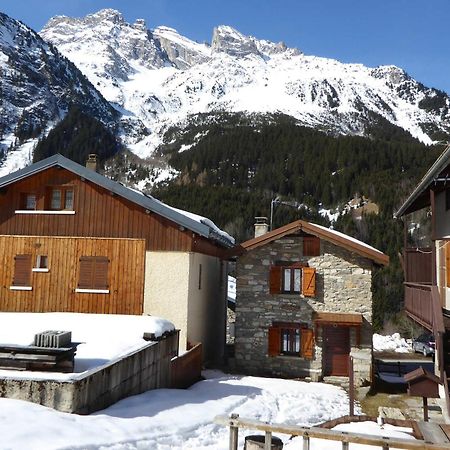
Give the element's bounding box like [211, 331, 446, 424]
[86, 154, 99, 172]
[254, 217, 269, 238]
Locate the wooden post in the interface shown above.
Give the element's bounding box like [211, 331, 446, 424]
[229, 413, 239, 450]
[264, 431, 272, 450]
[423, 397, 429, 422]
[349, 356, 354, 416]
[302, 434, 310, 450]
[342, 442, 349, 450]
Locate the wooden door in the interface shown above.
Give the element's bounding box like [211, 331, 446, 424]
[323, 326, 350, 376]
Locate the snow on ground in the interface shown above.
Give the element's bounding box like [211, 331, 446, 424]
[0, 312, 174, 381]
[0, 370, 356, 450]
[373, 333, 412, 353]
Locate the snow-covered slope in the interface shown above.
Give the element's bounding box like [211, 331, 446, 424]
[40, 9, 450, 157]
[0, 11, 117, 175]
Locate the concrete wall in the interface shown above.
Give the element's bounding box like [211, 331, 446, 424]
[144, 252, 190, 350]
[0, 332, 179, 414]
[435, 191, 450, 238]
[235, 236, 373, 386]
[143, 251, 227, 362]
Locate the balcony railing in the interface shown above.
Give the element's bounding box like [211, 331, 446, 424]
[404, 282, 433, 330]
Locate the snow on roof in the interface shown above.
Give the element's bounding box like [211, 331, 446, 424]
[0, 312, 174, 381]
[312, 222, 386, 258]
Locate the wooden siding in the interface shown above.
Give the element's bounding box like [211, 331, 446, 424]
[0, 235, 145, 314]
[0, 167, 226, 257]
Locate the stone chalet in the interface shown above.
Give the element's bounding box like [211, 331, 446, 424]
[232, 219, 389, 386]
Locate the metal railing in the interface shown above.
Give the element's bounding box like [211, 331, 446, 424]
[215, 414, 450, 450]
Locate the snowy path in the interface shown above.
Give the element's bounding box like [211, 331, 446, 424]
[0, 371, 353, 450]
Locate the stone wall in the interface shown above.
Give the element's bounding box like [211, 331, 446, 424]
[234, 235, 373, 385]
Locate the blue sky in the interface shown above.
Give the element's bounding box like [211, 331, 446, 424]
[2, 0, 449, 94]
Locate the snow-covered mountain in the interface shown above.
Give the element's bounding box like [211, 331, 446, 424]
[39, 8, 450, 158]
[0, 11, 118, 174]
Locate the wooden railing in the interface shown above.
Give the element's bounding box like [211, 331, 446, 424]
[404, 282, 433, 330]
[170, 343, 202, 389]
[215, 414, 450, 450]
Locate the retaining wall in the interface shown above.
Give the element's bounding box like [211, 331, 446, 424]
[0, 331, 179, 414]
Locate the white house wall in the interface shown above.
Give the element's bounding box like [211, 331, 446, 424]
[143, 252, 190, 351]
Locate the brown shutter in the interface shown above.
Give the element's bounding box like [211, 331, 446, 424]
[79, 256, 109, 289]
[268, 326, 281, 356]
[269, 266, 282, 294]
[13, 254, 32, 286]
[93, 257, 109, 289]
[301, 328, 314, 359]
[303, 236, 320, 256]
[78, 257, 94, 289]
[302, 267, 316, 297]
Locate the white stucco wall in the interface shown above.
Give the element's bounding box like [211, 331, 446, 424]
[143, 252, 190, 351]
[143, 251, 227, 363]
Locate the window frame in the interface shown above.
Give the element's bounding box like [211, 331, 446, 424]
[270, 262, 316, 297]
[32, 255, 49, 272]
[47, 186, 75, 211]
[282, 267, 302, 294]
[268, 322, 314, 359]
[20, 192, 37, 210]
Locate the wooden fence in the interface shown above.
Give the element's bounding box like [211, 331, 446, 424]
[215, 414, 450, 450]
[170, 343, 202, 389]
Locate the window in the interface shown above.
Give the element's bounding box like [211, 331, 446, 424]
[20, 193, 37, 210]
[11, 254, 32, 289]
[446, 189, 450, 211]
[268, 322, 314, 359]
[283, 267, 301, 293]
[33, 255, 49, 272]
[76, 256, 109, 293]
[270, 265, 316, 297]
[48, 187, 74, 210]
[303, 236, 320, 256]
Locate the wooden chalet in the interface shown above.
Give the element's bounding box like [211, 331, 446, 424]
[0, 154, 234, 363]
[395, 143, 450, 417]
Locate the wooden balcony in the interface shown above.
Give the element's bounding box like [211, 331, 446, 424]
[404, 282, 433, 330]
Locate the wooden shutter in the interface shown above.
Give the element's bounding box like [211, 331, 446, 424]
[301, 328, 314, 360]
[269, 266, 282, 294]
[13, 254, 32, 286]
[268, 326, 281, 356]
[93, 257, 109, 289]
[78, 257, 94, 289]
[303, 236, 320, 256]
[79, 256, 109, 289]
[302, 267, 316, 297]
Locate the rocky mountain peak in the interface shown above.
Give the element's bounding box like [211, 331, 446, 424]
[211, 25, 260, 57]
[85, 8, 125, 24]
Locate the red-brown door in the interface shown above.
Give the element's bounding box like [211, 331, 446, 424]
[323, 326, 350, 376]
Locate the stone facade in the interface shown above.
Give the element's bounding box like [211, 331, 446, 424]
[234, 235, 373, 386]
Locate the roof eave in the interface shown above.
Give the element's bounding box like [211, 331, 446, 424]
[395, 144, 450, 218]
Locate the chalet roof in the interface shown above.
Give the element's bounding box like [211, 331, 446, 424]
[395, 144, 450, 218]
[233, 219, 389, 266]
[0, 154, 234, 248]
